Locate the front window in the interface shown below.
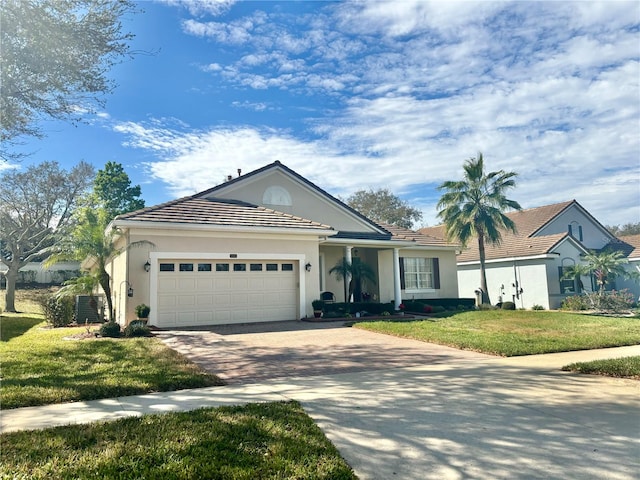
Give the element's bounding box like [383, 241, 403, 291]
[403, 257, 434, 290]
[559, 266, 577, 293]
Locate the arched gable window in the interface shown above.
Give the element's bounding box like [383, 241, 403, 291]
[568, 221, 583, 241]
[262, 185, 292, 207]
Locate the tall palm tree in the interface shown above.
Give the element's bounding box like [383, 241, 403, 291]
[437, 153, 521, 304]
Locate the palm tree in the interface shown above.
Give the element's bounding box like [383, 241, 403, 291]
[563, 249, 637, 294]
[46, 207, 152, 323]
[437, 153, 521, 304]
[329, 257, 377, 303]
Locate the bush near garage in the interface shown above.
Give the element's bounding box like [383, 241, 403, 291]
[39, 294, 74, 327]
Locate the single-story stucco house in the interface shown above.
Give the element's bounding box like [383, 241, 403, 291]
[107, 161, 460, 328]
[421, 200, 637, 310]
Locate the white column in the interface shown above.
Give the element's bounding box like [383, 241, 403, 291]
[344, 245, 353, 302]
[393, 248, 402, 310]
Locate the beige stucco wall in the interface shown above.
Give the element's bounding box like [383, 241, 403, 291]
[117, 227, 321, 323]
[209, 169, 379, 233]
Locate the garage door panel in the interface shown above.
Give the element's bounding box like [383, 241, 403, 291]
[197, 312, 213, 323]
[177, 278, 196, 290]
[248, 277, 265, 289]
[197, 295, 213, 306]
[156, 259, 298, 327]
[197, 278, 213, 289]
[158, 278, 177, 290]
[177, 295, 195, 306]
[158, 296, 176, 308]
[231, 278, 249, 289]
[214, 278, 231, 289]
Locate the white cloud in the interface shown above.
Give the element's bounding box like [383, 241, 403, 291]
[123, 0, 639, 227]
[159, 0, 237, 17]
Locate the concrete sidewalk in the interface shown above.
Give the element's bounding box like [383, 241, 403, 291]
[2, 345, 639, 479]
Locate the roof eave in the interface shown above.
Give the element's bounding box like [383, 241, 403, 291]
[324, 237, 458, 250]
[458, 253, 561, 265]
[111, 219, 336, 237]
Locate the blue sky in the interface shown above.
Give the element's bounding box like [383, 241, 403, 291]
[8, 0, 640, 227]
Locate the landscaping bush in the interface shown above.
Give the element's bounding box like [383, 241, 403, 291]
[532, 304, 545, 310]
[561, 290, 635, 313]
[99, 321, 121, 338]
[561, 294, 589, 311]
[135, 303, 150, 319]
[124, 321, 151, 337]
[501, 301, 516, 310]
[40, 295, 74, 327]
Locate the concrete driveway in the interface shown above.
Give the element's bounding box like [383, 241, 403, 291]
[155, 320, 493, 383]
[155, 321, 640, 479]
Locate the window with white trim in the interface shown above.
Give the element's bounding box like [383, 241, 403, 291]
[403, 257, 434, 290]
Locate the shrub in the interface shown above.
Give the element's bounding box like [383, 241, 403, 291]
[40, 295, 74, 327]
[432, 306, 446, 313]
[135, 304, 150, 318]
[561, 294, 588, 311]
[311, 299, 325, 310]
[124, 321, 151, 337]
[99, 321, 121, 338]
[561, 290, 635, 313]
[501, 301, 516, 310]
[532, 304, 545, 310]
[423, 304, 432, 314]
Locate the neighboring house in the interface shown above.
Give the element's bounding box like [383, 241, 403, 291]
[421, 200, 629, 310]
[107, 161, 460, 327]
[615, 234, 640, 302]
[0, 261, 80, 288]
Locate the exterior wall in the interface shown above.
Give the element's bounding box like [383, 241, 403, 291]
[121, 227, 321, 324]
[457, 239, 592, 309]
[458, 260, 551, 309]
[536, 204, 612, 250]
[209, 170, 379, 233]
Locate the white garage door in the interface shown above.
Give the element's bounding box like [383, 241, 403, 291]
[155, 260, 298, 327]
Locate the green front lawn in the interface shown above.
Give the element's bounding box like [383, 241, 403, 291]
[562, 356, 640, 379]
[0, 317, 223, 409]
[0, 401, 356, 480]
[355, 310, 640, 356]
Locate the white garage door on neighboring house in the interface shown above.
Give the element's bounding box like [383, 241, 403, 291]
[155, 260, 299, 327]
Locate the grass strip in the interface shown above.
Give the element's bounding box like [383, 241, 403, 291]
[355, 310, 640, 356]
[0, 401, 356, 480]
[562, 356, 640, 379]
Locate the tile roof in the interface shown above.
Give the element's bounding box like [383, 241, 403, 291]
[419, 201, 577, 262]
[115, 197, 334, 231]
[615, 234, 640, 260]
[378, 222, 458, 247]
